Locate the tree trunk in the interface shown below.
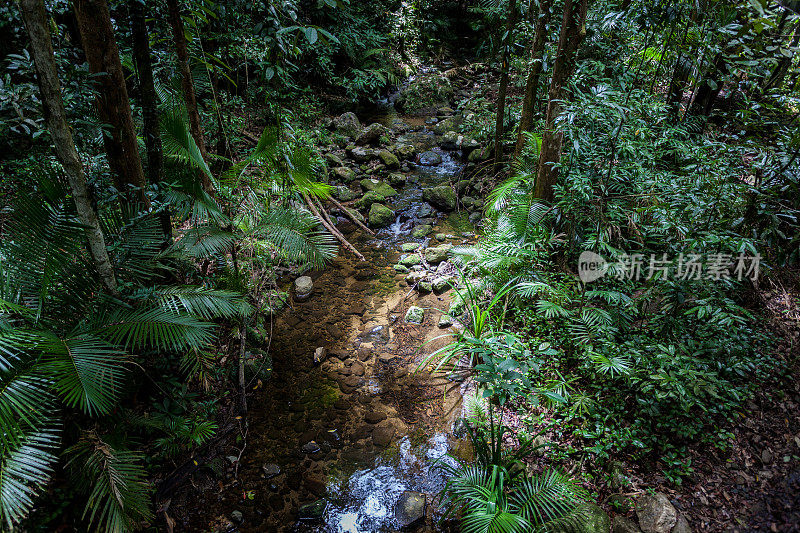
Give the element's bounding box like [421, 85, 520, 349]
[129, 0, 162, 185]
[534, 0, 587, 201]
[19, 0, 118, 293]
[514, 0, 554, 158]
[493, 0, 518, 171]
[688, 52, 727, 118]
[667, 18, 692, 121]
[166, 0, 213, 193]
[764, 21, 800, 91]
[73, 0, 148, 205]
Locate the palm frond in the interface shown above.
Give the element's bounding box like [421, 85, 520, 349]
[145, 286, 251, 319]
[160, 105, 216, 189]
[255, 207, 337, 269]
[95, 306, 216, 352]
[511, 469, 585, 527]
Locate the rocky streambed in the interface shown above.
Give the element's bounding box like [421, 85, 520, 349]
[179, 89, 491, 532]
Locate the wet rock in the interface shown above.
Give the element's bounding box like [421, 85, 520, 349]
[424, 244, 452, 264]
[636, 493, 677, 533]
[418, 150, 443, 166]
[435, 233, 447, 241]
[322, 428, 341, 445]
[230, 510, 243, 524]
[552, 503, 610, 533]
[433, 116, 462, 135]
[440, 130, 459, 150]
[351, 361, 365, 376]
[394, 264, 409, 273]
[355, 191, 386, 209]
[297, 499, 328, 521]
[379, 353, 397, 363]
[372, 424, 396, 447]
[418, 280, 432, 293]
[333, 398, 349, 410]
[438, 314, 453, 328]
[355, 123, 387, 145]
[422, 185, 457, 211]
[349, 146, 373, 162]
[369, 203, 395, 228]
[325, 152, 344, 167]
[460, 138, 480, 154]
[332, 112, 361, 138]
[360, 178, 397, 197]
[449, 295, 466, 317]
[395, 491, 426, 528]
[365, 410, 387, 424]
[301, 441, 321, 455]
[395, 143, 416, 160]
[262, 463, 281, 479]
[613, 515, 642, 533]
[396, 72, 453, 113]
[344, 207, 365, 223]
[437, 106, 454, 116]
[411, 224, 433, 238]
[333, 185, 359, 201]
[388, 172, 406, 187]
[469, 212, 482, 224]
[417, 202, 435, 218]
[303, 474, 327, 497]
[405, 306, 424, 324]
[295, 276, 313, 301]
[313, 347, 327, 365]
[332, 166, 356, 182]
[401, 242, 421, 252]
[399, 254, 422, 267]
[377, 149, 400, 169]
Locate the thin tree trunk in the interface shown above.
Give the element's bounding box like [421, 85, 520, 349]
[130, 0, 173, 243]
[515, 0, 554, 158]
[166, 0, 213, 193]
[493, 0, 519, 171]
[73, 0, 148, 205]
[534, 0, 587, 201]
[667, 17, 692, 121]
[129, 0, 162, 185]
[688, 52, 727, 118]
[20, 0, 118, 293]
[765, 21, 800, 91]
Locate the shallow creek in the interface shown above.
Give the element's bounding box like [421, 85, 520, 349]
[185, 111, 475, 533]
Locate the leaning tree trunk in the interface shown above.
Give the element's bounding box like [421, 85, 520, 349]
[764, 21, 800, 92]
[688, 52, 727, 118]
[73, 0, 148, 205]
[667, 17, 692, 121]
[166, 0, 213, 193]
[19, 0, 118, 293]
[493, 0, 518, 171]
[515, 0, 554, 158]
[534, 0, 587, 201]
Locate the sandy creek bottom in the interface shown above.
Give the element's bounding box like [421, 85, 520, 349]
[181, 147, 478, 533]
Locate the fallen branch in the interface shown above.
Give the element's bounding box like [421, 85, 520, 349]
[302, 192, 366, 261]
[327, 196, 375, 235]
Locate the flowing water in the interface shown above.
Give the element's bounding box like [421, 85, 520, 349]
[179, 104, 477, 532]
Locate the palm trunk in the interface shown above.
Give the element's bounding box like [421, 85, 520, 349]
[493, 0, 518, 172]
[166, 0, 213, 193]
[514, 0, 554, 158]
[20, 0, 118, 293]
[73, 0, 148, 206]
[534, 0, 587, 201]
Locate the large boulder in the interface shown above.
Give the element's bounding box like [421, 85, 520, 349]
[636, 493, 677, 533]
[419, 150, 443, 166]
[355, 122, 388, 145]
[425, 244, 452, 264]
[348, 146, 373, 163]
[404, 306, 424, 324]
[395, 143, 416, 160]
[433, 116, 462, 135]
[355, 191, 386, 209]
[331, 166, 356, 183]
[324, 152, 344, 167]
[440, 131, 459, 150]
[395, 491, 426, 528]
[377, 149, 400, 169]
[332, 112, 361, 138]
[422, 185, 457, 211]
[613, 516, 642, 533]
[360, 178, 397, 197]
[333, 185, 359, 202]
[298, 499, 328, 521]
[550, 504, 611, 533]
[396, 72, 454, 114]
[368, 203, 395, 228]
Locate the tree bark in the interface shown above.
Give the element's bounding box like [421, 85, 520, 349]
[493, 0, 518, 171]
[166, 0, 213, 193]
[73, 0, 148, 205]
[129, 0, 162, 185]
[688, 52, 727, 118]
[534, 0, 587, 201]
[764, 21, 800, 91]
[514, 0, 554, 158]
[667, 17, 692, 121]
[19, 0, 118, 293]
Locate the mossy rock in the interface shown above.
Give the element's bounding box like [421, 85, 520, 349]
[399, 254, 422, 267]
[411, 224, 433, 238]
[355, 191, 386, 209]
[422, 185, 457, 211]
[359, 178, 397, 197]
[368, 203, 395, 228]
[396, 72, 454, 114]
[377, 149, 400, 169]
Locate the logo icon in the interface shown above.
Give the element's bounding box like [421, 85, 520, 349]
[578, 251, 607, 283]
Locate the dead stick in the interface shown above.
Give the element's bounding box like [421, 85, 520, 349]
[303, 193, 366, 261]
[327, 196, 375, 235]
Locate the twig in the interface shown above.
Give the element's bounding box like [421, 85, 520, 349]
[302, 192, 366, 261]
